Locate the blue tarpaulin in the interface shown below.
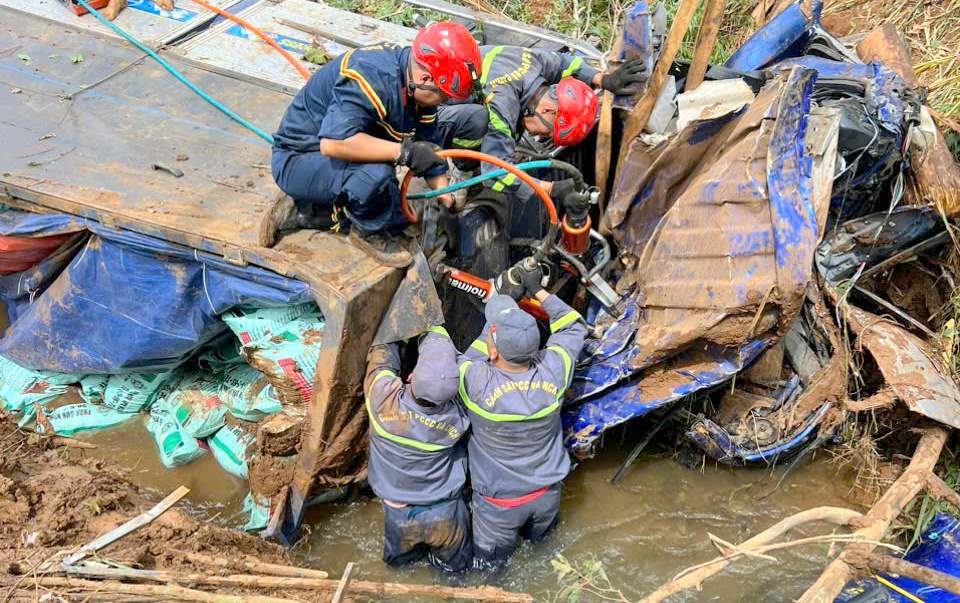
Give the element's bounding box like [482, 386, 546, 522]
[0, 209, 312, 373]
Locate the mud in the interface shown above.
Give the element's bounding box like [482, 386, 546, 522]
[0, 411, 290, 582]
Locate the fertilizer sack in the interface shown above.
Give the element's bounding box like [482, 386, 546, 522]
[166, 372, 227, 438]
[222, 303, 316, 345]
[79, 374, 109, 404]
[37, 403, 135, 436]
[103, 370, 179, 413]
[219, 364, 282, 421]
[208, 422, 257, 479]
[0, 355, 80, 412]
[145, 405, 207, 468]
[243, 492, 270, 532]
[197, 337, 245, 372]
[242, 314, 325, 406]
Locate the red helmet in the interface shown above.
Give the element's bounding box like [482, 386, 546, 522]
[412, 22, 481, 101]
[552, 77, 599, 146]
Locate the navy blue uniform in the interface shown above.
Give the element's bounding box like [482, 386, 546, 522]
[437, 45, 597, 193]
[272, 45, 446, 235]
[365, 328, 472, 572]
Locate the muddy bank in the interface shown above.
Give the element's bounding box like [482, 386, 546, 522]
[0, 410, 299, 596]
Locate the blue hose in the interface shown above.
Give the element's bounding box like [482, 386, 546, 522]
[74, 0, 275, 145]
[407, 160, 552, 199]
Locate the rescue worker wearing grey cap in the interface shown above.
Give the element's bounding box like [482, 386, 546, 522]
[365, 326, 472, 572]
[457, 258, 588, 568]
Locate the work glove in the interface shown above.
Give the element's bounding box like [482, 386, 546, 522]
[492, 266, 525, 301]
[600, 57, 647, 95]
[549, 178, 578, 205]
[397, 138, 446, 177]
[513, 257, 544, 298]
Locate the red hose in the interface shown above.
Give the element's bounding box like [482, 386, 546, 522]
[192, 0, 312, 81]
[400, 149, 557, 226]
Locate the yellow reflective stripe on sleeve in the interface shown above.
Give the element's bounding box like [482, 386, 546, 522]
[340, 50, 387, 120]
[428, 326, 450, 337]
[458, 361, 560, 421]
[480, 46, 505, 85]
[561, 56, 584, 78]
[366, 369, 450, 452]
[452, 137, 482, 148]
[419, 113, 437, 123]
[550, 310, 581, 333]
[470, 339, 488, 355]
[547, 345, 572, 386]
[378, 120, 406, 141]
[487, 105, 512, 137]
[491, 172, 516, 192]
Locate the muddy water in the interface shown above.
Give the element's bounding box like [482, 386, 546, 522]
[78, 419, 856, 602]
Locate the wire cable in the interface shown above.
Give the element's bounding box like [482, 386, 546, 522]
[406, 160, 552, 199]
[190, 0, 312, 81]
[74, 0, 275, 145]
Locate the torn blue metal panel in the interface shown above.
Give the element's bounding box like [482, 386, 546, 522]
[837, 513, 960, 603]
[767, 67, 817, 309]
[724, 2, 811, 71]
[0, 209, 311, 373]
[563, 339, 767, 452]
[567, 67, 828, 453]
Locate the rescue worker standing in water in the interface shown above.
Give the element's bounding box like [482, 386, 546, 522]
[365, 325, 472, 572]
[436, 46, 645, 205]
[268, 23, 482, 268]
[457, 259, 588, 567]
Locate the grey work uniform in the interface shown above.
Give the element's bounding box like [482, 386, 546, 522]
[436, 45, 598, 193]
[365, 328, 472, 572]
[458, 295, 588, 566]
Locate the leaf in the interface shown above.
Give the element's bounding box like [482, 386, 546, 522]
[70, 54, 84, 64]
[17, 53, 30, 62]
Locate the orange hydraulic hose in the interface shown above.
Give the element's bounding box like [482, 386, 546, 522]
[192, 0, 312, 81]
[400, 149, 558, 226]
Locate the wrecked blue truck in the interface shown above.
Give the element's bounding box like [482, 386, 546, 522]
[2, 0, 960, 584]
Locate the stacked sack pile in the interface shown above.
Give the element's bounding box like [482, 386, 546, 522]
[0, 301, 325, 531]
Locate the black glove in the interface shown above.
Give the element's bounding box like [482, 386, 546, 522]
[493, 267, 525, 301]
[397, 138, 445, 177]
[512, 257, 544, 298]
[600, 57, 646, 95]
[549, 178, 577, 204]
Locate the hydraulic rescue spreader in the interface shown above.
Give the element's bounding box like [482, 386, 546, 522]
[398, 149, 621, 314]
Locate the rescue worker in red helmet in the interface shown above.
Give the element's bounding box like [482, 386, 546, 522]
[268, 22, 481, 267]
[436, 46, 645, 204]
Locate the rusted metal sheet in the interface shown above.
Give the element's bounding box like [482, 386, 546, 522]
[848, 305, 960, 430]
[0, 12, 404, 531]
[0, 0, 242, 46]
[172, 0, 416, 93]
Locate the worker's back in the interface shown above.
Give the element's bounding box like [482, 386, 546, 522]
[459, 351, 571, 499]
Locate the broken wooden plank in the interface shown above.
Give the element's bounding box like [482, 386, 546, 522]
[796, 426, 950, 603]
[62, 486, 190, 566]
[686, 0, 726, 90]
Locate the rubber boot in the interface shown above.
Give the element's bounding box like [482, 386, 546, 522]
[258, 193, 298, 248]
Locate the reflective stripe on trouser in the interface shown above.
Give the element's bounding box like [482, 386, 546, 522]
[382, 497, 473, 572]
[470, 484, 561, 568]
[271, 149, 406, 234]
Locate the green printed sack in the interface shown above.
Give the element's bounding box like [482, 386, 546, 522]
[243, 492, 270, 532]
[222, 303, 316, 345]
[197, 338, 245, 372]
[145, 405, 206, 468]
[37, 403, 135, 436]
[103, 370, 179, 413]
[79, 374, 109, 404]
[219, 364, 282, 421]
[208, 422, 256, 479]
[0, 355, 81, 412]
[167, 373, 227, 438]
[242, 315, 325, 405]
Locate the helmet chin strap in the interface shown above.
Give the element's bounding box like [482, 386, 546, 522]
[524, 85, 555, 134]
[406, 60, 442, 97]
